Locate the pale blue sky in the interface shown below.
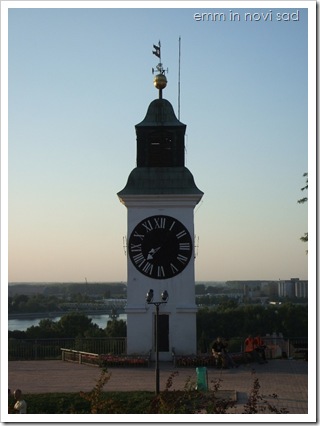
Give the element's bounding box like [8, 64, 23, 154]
[6, 3, 311, 282]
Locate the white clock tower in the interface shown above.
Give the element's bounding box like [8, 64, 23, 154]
[118, 46, 203, 360]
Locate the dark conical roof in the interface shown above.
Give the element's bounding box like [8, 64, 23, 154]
[136, 98, 185, 128]
[117, 167, 203, 197]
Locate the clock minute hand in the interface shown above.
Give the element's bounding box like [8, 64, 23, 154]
[147, 247, 161, 260]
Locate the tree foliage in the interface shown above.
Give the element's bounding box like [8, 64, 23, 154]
[8, 312, 109, 339]
[105, 319, 126, 337]
[8, 293, 60, 314]
[196, 303, 307, 352]
[297, 172, 308, 245]
[56, 312, 100, 337]
[9, 304, 306, 347]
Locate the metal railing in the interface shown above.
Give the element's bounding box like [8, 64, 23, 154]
[8, 336, 307, 361]
[8, 337, 127, 360]
[262, 336, 308, 359]
[198, 336, 308, 360]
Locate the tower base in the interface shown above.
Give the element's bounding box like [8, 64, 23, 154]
[126, 305, 198, 361]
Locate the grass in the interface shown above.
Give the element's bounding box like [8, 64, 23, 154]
[9, 391, 154, 414]
[10, 390, 235, 414]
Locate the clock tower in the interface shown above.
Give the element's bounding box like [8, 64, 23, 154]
[117, 45, 203, 360]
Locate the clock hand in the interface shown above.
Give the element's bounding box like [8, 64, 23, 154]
[147, 247, 161, 260]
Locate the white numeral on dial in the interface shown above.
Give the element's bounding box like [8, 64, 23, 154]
[157, 266, 165, 278]
[142, 262, 153, 275]
[170, 263, 179, 274]
[176, 230, 187, 239]
[132, 253, 145, 267]
[154, 217, 166, 229]
[177, 254, 188, 264]
[179, 243, 191, 251]
[142, 220, 153, 232]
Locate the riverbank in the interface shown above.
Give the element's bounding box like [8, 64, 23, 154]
[8, 309, 124, 320]
[8, 312, 127, 331]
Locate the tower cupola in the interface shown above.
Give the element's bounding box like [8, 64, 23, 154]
[135, 98, 186, 168]
[118, 41, 203, 198]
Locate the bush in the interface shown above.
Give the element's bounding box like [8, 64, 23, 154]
[8, 370, 289, 414]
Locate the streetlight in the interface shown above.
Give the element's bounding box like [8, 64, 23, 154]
[146, 289, 169, 395]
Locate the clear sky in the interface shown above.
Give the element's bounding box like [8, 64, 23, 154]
[4, 1, 313, 283]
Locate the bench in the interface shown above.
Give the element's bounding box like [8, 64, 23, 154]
[61, 348, 100, 366]
[291, 344, 308, 360]
[61, 348, 151, 367]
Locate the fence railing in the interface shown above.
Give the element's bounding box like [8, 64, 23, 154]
[198, 336, 308, 360]
[8, 337, 127, 361]
[262, 336, 308, 359]
[8, 336, 307, 361]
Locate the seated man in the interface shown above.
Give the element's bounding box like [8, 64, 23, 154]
[254, 335, 268, 363]
[245, 335, 261, 363]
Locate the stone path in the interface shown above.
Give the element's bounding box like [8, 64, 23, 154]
[8, 358, 309, 415]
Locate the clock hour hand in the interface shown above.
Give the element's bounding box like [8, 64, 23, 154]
[147, 247, 161, 260]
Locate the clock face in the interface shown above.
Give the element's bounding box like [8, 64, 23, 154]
[128, 215, 193, 280]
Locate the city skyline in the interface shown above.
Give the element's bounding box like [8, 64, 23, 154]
[3, 2, 315, 283]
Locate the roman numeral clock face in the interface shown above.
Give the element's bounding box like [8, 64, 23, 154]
[128, 215, 193, 279]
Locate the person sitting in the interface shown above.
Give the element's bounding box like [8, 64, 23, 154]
[211, 337, 228, 368]
[244, 335, 261, 363]
[13, 389, 27, 414]
[254, 335, 268, 364]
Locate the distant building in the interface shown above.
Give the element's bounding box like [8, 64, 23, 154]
[261, 281, 277, 297]
[278, 278, 308, 299]
[294, 279, 308, 298]
[278, 280, 294, 298]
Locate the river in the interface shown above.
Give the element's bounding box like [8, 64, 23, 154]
[8, 313, 127, 331]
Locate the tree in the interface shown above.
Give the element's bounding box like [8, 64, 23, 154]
[23, 319, 60, 339]
[297, 172, 308, 204]
[196, 304, 307, 343]
[195, 284, 206, 295]
[216, 297, 238, 311]
[57, 312, 98, 337]
[11, 294, 29, 312]
[297, 172, 308, 247]
[105, 319, 126, 337]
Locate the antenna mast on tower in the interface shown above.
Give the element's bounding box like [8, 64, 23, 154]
[178, 36, 181, 120]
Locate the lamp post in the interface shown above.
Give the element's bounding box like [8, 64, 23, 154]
[146, 289, 169, 395]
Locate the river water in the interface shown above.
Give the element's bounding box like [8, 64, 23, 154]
[8, 314, 127, 332]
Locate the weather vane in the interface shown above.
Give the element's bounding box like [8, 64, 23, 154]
[152, 41, 168, 99]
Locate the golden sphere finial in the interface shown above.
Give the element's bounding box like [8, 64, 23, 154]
[153, 73, 167, 90]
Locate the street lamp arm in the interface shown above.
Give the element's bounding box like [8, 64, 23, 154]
[147, 301, 167, 307]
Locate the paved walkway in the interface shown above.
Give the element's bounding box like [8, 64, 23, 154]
[8, 359, 308, 414]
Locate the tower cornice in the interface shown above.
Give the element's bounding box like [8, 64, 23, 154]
[118, 193, 203, 208]
[117, 166, 203, 200]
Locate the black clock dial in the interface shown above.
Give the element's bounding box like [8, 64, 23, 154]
[128, 215, 193, 279]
